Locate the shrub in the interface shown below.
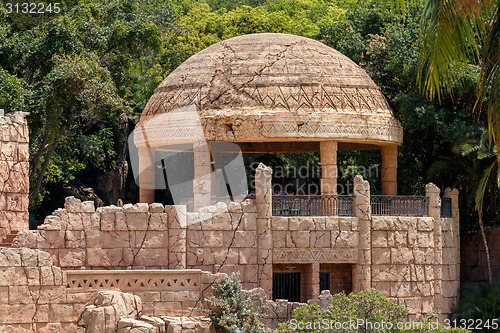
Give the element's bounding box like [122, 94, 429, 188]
[275, 289, 471, 333]
[454, 278, 500, 333]
[198, 272, 270, 333]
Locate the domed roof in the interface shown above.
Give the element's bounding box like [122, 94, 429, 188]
[137, 33, 402, 148]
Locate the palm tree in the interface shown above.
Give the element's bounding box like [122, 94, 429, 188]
[457, 128, 499, 283]
[429, 128, 498, 283]
[384, 0, 499, 145]
[383, 0, 499, 283]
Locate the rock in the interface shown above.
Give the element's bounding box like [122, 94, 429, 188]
[117, 318, 157, 333]
[78, 291, 142, 333]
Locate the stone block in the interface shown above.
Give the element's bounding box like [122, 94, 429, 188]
[371, 217, 394, 231]
[133, 249, 169, 267]
[287, 231, 310, 248]
[81, 201, 95, 213]
[372, 248, 391, 264]
[100, 212, 116, 231]
[102, 231, 134, 248]
[115, 212, 127, 231]
[332, 230, 358, 247]
[391, 248, 414, 265]
[234, 230, 256, 248]
[339, 218, 351, 231]
[149, 213, 168, 231]
[64, 230, 85, 248]
[126, 213, 149, 231]
[390, 281, 411, 297]
[138, 231, 168, 249]
[297, 218, 314, 231]
[272, 217, 288, 231]
[417, 217, 434, 231]
[149, 203, 164, 213]
[59, 249, 85, 268]
[239, 248, 258, 265]
[272, 230, 286, 248]
[310, 231, 330, 248]
[242, 213, 257, 231]
[86, 230, 103, 248]
[64, 197, 82, 213]
[372, 231, 387, 247]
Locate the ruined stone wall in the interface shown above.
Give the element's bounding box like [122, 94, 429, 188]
[0, 247, 73, 332]
[0, 111, 29, 243]
[185, 200, 259, 290]
[0, 247, 224, 332]
[15, 196, 263, 289]
[15, 197, 173, 269]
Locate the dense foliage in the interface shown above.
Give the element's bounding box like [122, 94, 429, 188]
[0, 0, 497, 234]
[276, 289, 470, 333]
[454, 279, 500, 333]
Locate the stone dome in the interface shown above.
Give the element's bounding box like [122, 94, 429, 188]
[137, 33, 402, 148]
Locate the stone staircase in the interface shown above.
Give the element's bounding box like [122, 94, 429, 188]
[0, 231, 19, 247]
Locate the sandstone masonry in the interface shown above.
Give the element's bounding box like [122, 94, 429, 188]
[0, 111, 29, 244]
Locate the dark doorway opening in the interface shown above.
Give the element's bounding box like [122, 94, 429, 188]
[319, 272, 330, 292]
[273, 272, 301, 302]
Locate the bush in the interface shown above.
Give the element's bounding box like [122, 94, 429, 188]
[454, 278, 500, 333]
[198, 272, 270, 333]
[275, 289, 471, 333]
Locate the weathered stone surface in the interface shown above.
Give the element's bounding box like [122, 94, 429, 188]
[78, 291, 142, 332]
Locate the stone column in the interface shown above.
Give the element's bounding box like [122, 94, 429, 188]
[426, 183, 442, 313]
[381, 145, 398, 195]
[138, 147, 155, 204]
[193, 141, 211, 210]
[352, 175, 371, 291]
[311, 262, 320, 301]
[444, 187, 460, 315]
[255, 163, 273, 299]
[320, 141, 338, 195]
[166, 205, 187, 269]
[211, 150, 221, 199]
[444, 188, 459, 221]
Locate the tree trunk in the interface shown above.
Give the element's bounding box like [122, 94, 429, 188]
[478, 216, 493, 283]
[29, 128, 49, 182]
[30, 126, 64, 201]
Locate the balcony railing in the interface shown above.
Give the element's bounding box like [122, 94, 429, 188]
[371, 195, 428, 216]
[441, 197, 452, 218]
[272, 195, 355, 216]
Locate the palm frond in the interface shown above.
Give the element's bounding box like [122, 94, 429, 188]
[476, 1, 500, 151]
[418, 0, 491, 102]
[475, 160, 496, 212]
[379, 0, 423, 16]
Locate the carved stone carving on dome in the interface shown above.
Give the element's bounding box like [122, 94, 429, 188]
[143, 83, 393, 119]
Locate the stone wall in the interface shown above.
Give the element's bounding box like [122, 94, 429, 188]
[0, 111, 29, 243]
[185, 200, 258, 290]
[370, 216, 437, 319]
[12, 172, 461, 321]
[461, 228, 500, 285]
[14, 196, 262, 289]
[15, 197, 174, 269]
[0, 247, 224, 332]
[0, 247, 71, 332]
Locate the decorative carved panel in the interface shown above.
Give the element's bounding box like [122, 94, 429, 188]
[273, 248, 358, 264]
[66, 270, 202, 291]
